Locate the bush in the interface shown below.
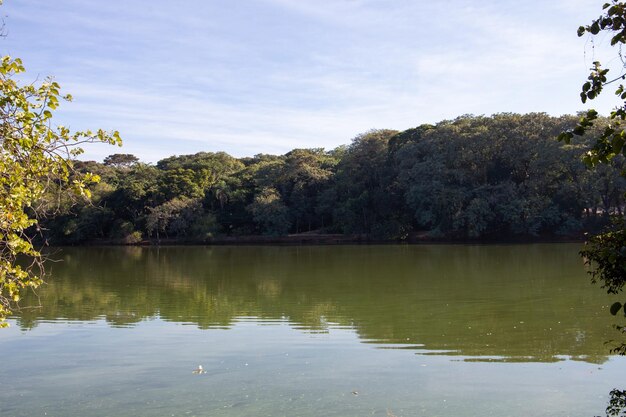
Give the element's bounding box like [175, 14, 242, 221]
[123, 231, 143, 245]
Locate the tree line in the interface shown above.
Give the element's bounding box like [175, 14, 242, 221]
[42, 113, 626, 244]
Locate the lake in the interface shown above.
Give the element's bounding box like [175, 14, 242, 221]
[1, 244, 624, 416]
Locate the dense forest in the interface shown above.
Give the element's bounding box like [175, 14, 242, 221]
[42, 113, 626, 244]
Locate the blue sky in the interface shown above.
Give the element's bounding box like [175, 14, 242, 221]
[1, 0, 617, 162]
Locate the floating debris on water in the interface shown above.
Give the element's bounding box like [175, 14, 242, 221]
[192, 365, 207, 374]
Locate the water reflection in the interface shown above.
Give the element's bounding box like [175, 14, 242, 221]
[14, 244, 618, 363]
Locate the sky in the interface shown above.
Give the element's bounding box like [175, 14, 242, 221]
[1, 0, 620, 162]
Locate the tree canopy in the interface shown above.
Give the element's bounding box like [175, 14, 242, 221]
[103, 153, 138, 168]
[40, 113, 624, 246]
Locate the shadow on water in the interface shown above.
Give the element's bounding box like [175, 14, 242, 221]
[14, 244, 620, 363]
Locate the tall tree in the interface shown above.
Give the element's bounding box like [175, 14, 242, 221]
[330, 129, 407, 237]
[277, 148, 335, 233]
[103, 153, 139, 168]
[248, 187, 290, 235]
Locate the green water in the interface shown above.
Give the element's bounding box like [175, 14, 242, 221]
[1, 244, 624, 416]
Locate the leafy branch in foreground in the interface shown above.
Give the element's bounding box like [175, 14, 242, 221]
[558, 1, 626, 168]
[560, 0, 626, 329]
[599, 389, 626, 417]
[0, 56, 121, 326]
[581, 228, 626, 295]
[558, 2, 626, 415]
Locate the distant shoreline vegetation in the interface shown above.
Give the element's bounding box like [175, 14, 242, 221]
[42, 113, 625, 245]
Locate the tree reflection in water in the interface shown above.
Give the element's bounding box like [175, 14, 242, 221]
[14, 244, 620, 364]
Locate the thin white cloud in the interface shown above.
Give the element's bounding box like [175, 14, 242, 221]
[1, 0, 617, 162]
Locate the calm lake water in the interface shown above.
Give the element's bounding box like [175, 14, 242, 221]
[1, 244, 624, 416]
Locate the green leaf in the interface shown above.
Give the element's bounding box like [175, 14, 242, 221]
[610, 302, 622, 316]
[557, 132, 573, 143]
[590, 22, 600, 34]
[612, 135, 625, 153]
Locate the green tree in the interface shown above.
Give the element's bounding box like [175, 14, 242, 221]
[103, 153, 139, 168]
[145, 197, 211, 241]
[248, 187, 290, 235]
[395, 114, 588, 239]
[0, 56, 121, 326]
[277, 148, 335, 233]
[109, 163, 160, 224]
[156, 152, 244, 201]
[329, 129, 407, 238]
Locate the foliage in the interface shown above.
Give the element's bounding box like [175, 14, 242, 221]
[396, 114, 601, 238]
[581, 227, 626, 294]
[146, 197, 209, 240]
[329, 129, 404, 237]
[123, 230, 143, 245]
[598, 389, 626, 417]
[0, 56, 120, 326]
[563, 1, 626, 360]
[103, 153, 138, 168]
[278, 148, 336, 233]
[559, 1, 626, 168]
[559, 3, 626, 415]
[248, 187, 290, 235]
[567, 0, 626, 299]
[41, 113, 626, 245]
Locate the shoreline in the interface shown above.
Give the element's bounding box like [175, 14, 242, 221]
[64, 233, 586, 247]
